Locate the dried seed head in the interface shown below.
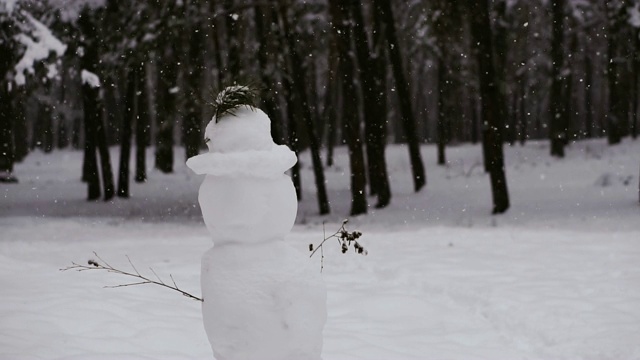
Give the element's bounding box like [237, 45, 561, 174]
[341, 242, 348, 254]
[309, 244, 314, 252]
[88, 259, 99, 267]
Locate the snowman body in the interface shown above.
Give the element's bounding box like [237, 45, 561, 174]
[187, 106, 326, 360]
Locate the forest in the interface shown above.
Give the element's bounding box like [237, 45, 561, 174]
[1, 0, 639, 215]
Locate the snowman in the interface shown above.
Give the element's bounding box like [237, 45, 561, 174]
[186, 86, 327, 360]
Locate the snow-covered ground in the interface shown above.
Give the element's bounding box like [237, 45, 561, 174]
[1, 139, 639, 359]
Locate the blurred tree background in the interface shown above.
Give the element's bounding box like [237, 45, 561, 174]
[1, 0, 639, 214]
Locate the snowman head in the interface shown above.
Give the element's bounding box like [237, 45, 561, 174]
[203, 85, 271, 153]
[204, 105, 274, 153]
[186, 85, 297, 178]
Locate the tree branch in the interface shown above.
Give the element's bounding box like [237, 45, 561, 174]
[60, 252, 203, 302]
[309, 219, 367, 272]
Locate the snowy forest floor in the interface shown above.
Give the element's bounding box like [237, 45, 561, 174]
[1, 138, 640, 359]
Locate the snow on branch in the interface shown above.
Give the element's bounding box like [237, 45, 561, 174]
[13, 10, 66, 86]
[0, 0, 18, 14]
[60, 252, 203, 302]
[629, 3, 640, 28]
[48, 0, 106, 22]
[81, 70, 101, 88]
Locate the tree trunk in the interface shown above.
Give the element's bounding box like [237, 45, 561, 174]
[563, 71, 573, 143]
[471, 0, 510, 214]
[56, 63, 69, 149]
[325, 81, 339, 168]
[117, 66, 136, 198]
[135, 61, 149, 183]
[518, 78, 527, 145]
[82, 82, 101, 200]
[585, 53, 594, 139]
[437, 59, 447, 165]
[632, 28, 639, 139]
[104, 79, 121, 146]
[184, 20, 204, 160]
[283, 76, 302, 201]
[57, 114, 69, 149]
[324, 35, 341, 168]
[0, 82, 17, 183]
[433, 0, 458, 164]
[373, 0, 426, 192]
[209, 0, 225, 89]
[95, 97, 115, 201]
[79, 9, 114, 201]
[471, 96, 479, 144]
[40, 79, 54, 153]
[0, 44, 13, 181]
[12, 87, 28, 161]
[255, 4, 283, 144]
[508, 92, 517, 146]
[482, 127, 491, 173]
[495, 0, 509, 145]
[72, 114, 82, 150]
[328, 0, 367, 216]
[350, 0, 391, 208]
[607, 6, 623, 145]
[280, 5, 330, 215]
[224, 0, 240, 79]
[370, 12, 391, 208]
[1, 39, 23, 175]
[155, 44, 178, 173]
[549, 0, 566, 157]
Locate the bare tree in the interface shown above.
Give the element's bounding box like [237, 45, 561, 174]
[279, 3, 330, 215]
[117, 64, 137, 198]
[184, 11, 205, 160]
[471, 0, 510, 214]
[549, 0, 567, 157]
[349, 0, 391, 208]
[328, 0, 368, 215]
[373, 0, 426, 192]
[79, 7, 115, 201]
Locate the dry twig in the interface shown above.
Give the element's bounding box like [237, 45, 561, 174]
[309, 219, 367, 271]
[60, 252, 203, 302]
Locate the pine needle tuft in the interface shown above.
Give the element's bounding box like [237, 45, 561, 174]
[213, 85, 258, 122]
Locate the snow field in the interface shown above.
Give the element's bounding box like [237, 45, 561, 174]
[1, 138, 639, 359]
[0, 218, 639, 359]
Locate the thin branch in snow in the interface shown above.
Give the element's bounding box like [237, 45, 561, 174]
[105, 281, 150, 289]
[149, 267, 163, 284]
[60, 252, 203, 302]
[126, 255, 140, 276]
[309, 219, 367, 272]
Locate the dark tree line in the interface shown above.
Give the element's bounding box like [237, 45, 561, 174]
[2, 0, 640, 214]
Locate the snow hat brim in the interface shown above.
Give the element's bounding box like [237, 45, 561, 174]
[186, 144, 297, 178]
